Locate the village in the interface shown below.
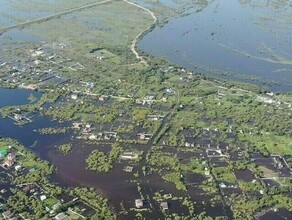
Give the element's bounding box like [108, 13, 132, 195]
[0, 39, 291, 219]
[0, 140, 102, 220]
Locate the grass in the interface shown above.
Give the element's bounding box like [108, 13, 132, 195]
[43, 198, 59, 208]
[239, 133, 292, 155]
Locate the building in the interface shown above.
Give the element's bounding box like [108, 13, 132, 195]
[15, 165, 21, 171]
[160, 202, 169, 210]
[135, 199, 143, 208]
[99, 95, 106, 101]
[3, 160, 14, 168]
[2, 210, 14, 220]
[71, 94, 78, 100]
[40, 195, 47, 201]
[7, 152, 16, 161]
[121, 152, 138, 160]
[55, 212, 68, 220]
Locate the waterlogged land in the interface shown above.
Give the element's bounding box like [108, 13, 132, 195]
[0, 0, 291, 220]
[138, 0, 292, 91]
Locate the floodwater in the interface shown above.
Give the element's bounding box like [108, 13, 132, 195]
[0, 88, 228, 218]
[139, 0, 292, 91]
[0, 88, 41, 108]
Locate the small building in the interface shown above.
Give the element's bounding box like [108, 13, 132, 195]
[71, 94, 78, 100]
[15, 165, 21, 171]
[85, 123, 92, 128]
[40, 195, 47, 201]
[73, 122, 82, 129]
[135, 199, 143, 208]
[160, 202, 169, 210]
[88, 134, 97, 140]
[138, 133, 152, 140]
[219, 182, 227, 188]
[121, 152, 138, 160]
[7, 152, 16, 161]
[185, 138, 195, 147]
[14, 114, 22, 121]
[135, 99, 143, 104]
[204, 168, 210, 176]
[3, 160, 14, 168]
[99, 95, 106, 101]
[2, 210, 14, 220]
[55, 212, 68, 220]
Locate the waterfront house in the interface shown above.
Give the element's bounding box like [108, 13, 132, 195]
[121, 152, 138, 160]
[160, 202, 169, 210]
[135, 199, 143, 208]
[185, 137, 195, 147]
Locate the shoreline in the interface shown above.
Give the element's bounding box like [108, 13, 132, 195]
[123, 0, 157, 65]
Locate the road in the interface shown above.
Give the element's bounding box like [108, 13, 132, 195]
[123, 0, 157, 65]
[0, 0, 112, 34]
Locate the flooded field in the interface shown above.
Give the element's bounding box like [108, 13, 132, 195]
[139, 0, 292, 91]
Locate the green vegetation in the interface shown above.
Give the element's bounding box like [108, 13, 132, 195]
[162, 172, 186, 191]
[69, 187, 115, 220]
[86, 143, 122, 172]
[38, 127, 68, 135]
[0, 0, 291, 219]
[230, 194, 292, 220]
[58, 143, 72, 154]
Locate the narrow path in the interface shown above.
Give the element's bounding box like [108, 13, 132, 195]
[123, 0, 157, 65]
[0, 0, 112, 34]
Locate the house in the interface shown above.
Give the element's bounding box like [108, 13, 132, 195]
[14, 114, 22, 121]
[55, 212, 68, 220]
[88, 134, 97, 140]
[7, 152, 16, 161]
[219, 182, 227, 188]
[135, 99, 143, 104]
[2, 210, 14, 220]
[40, 195, 47, 201]
[121, 152, 138, 160]
[185, 137, 195, 147]
[3, 160, 14, 168]
[71, 94, 78, 100]
[73, 122, 82, 129]
[15, 165, 21, 171]
[99, 95, 106, 101]
[160, 202, 169, 210]
[85, 123, 92, 128]
[135, 199, 143, 208]
[204, 168, 210, 176]
[138, 133, 152, 140]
